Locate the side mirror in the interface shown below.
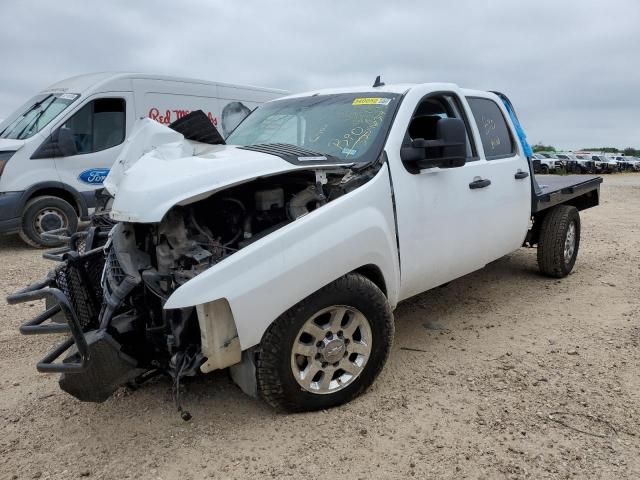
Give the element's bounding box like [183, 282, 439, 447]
[30, 127, 77, 159]
[400, 117, 467, 169]
[57, 128, 77, 156]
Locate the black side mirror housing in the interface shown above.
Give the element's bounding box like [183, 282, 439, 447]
[31, 127, 77, 159]
[400, 117, 467, 169]
[57, 128, 78, 156]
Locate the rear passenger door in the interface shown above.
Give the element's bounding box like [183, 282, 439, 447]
[465, 95, 531, 262]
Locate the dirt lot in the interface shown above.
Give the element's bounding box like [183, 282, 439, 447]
[0, 174, 638, 480]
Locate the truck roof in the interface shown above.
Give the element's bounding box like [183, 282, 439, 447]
[279, 83, 492, 100]
[41, 72, 288, 96]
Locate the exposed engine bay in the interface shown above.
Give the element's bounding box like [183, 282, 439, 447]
[148, 168, 372, 298]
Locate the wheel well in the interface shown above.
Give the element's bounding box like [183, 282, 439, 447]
[26, 188, 81, 216]
[352, 264, 387, 296]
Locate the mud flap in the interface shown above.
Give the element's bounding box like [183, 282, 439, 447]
[59, 330, 147, 402]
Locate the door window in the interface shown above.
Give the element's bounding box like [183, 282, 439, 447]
[403, 93, 477, 169]
[57, 98, 126, 156]
[466, 97, 514, 160]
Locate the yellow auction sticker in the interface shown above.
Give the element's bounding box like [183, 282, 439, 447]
[352, 97, 391, 106]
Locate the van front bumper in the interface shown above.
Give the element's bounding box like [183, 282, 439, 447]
[0, 191, 24, 234]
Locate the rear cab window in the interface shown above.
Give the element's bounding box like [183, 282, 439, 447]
[466, 97, 515, 160]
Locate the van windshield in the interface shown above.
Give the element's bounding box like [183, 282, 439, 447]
[226, 93, 400, 162]
[0, 93, 79, 140]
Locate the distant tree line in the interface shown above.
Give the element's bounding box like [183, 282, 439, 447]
[532, 143, 639, 156]
[532, 144, 556, 152]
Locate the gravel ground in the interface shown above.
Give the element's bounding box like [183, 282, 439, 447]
[0, 174, 638, 480]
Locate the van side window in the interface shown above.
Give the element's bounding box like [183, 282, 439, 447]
[466, 97, 514, 159]
[60, 98, 126, 155]
[403, 93, 476, 173]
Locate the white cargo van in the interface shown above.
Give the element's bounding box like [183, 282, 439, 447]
[0, 73, 286, 246]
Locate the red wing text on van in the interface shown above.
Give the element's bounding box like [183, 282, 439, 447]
[148, 108, 218, 127]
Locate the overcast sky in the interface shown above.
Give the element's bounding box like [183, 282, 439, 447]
[0, 1, 638, 150]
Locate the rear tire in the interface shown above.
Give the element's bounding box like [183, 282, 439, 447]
[256, 273, 394, 412]
[540, 165, 549, 175]
[537, 205, 580, 278]
[19, 196, 78, 248]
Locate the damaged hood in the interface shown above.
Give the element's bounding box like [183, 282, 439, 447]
[107, 119, 347, 223]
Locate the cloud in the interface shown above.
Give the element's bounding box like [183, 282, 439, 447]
[0, 0, 638, 149]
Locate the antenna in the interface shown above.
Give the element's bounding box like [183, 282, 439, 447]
[372, 75, 385, 88]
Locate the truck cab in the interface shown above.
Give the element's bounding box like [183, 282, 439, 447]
[0, 73, 286, 247]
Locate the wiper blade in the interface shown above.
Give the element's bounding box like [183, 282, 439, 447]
[11, 95, 55, 139]
[16, 107, 47, 139]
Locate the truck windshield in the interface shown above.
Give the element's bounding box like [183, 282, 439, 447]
[226, 93, 400, 162]
[0, 93, 79, 140]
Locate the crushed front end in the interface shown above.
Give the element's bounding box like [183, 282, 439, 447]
[8, 164, 371, 404]
[8, 218, 215, 402]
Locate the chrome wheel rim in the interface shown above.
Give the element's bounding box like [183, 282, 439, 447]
[291, 305, 372, 395]
[34, 208, 67, 234]
[564, 222, 576, 264]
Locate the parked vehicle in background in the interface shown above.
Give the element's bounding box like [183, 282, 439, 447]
[0, 73, 287, 247]
[9, 82, 603, 414]
[556, 153, 595, 174]
[626, 157, 640, 171]
[589, 155, 618, 173]
[532, 153, 564, 174]
[609, 155, 634, 171]
[576, 154, 596, 173]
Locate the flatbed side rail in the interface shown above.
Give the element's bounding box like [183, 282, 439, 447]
[533, 176, 603, 213]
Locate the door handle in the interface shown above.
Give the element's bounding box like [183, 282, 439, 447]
[514, 171, 529, 179]
[469, 178, 491, 189]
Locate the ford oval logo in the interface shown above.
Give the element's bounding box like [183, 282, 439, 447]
[78, 168, 110, 185]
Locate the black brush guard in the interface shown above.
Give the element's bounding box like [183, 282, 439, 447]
[7, 244, 105, 373]
[7, 224, 110, 372]
[8, 224, 148, 401]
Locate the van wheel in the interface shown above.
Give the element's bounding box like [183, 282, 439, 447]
[256, 273, 394, 412]
[537, 205, 580, 278]
[19, 196, 78, 248]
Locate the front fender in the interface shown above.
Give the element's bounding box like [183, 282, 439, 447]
[163, 165, 400, 350]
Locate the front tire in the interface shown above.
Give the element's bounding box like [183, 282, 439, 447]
[256, 273, 394, 412]
[19, 196, 78, 248]
[537, 205, 580, 278]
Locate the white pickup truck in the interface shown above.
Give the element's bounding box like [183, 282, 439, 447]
[9, 82, 602, 415]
